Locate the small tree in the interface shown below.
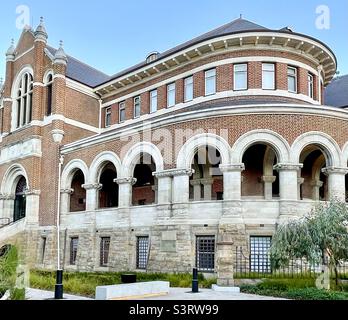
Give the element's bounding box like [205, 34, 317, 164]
[270, 200, 348, 289]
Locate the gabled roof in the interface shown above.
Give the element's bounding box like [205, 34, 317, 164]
[324, 75, 348, 108]
[46, 46, 110, 87]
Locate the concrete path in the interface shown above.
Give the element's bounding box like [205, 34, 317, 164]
[24, 287, 285, 300]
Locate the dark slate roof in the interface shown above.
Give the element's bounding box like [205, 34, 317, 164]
[324, 75, 348, 108]
[47, 46, 110, 87]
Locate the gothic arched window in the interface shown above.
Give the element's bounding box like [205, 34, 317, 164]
[45, 73, 53, 116]
[16, 72, 33, 128]
[14, 176, 27, 222]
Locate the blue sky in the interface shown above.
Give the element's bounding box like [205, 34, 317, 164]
[0, 0, 347, 81]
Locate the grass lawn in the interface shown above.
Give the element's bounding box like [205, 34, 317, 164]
[30, 270, 217, 298]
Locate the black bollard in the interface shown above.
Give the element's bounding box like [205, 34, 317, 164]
[54, 270, 64, 300]
[192, 268, 199, 293]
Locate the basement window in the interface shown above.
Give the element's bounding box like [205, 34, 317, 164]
[196, 235, 215, 272]
[136, 236, 149, 270]
[250, 236, 272, 273]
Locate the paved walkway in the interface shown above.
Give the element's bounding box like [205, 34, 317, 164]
[24, 288, 284, 300]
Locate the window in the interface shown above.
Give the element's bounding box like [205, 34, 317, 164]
[46, 74, 53, 116]
[288, 67, 297, 93]
[196, 236, 215, 272]
[234, 64, 248, 90]
[134, 96, 141, 118]
[119, 102, 126, 123]
[100, 237, 110, 267]
[70, 237, 79, 265]
[150, 90, 157, 113]
[41, 237, 47, 264]
[105, 107, 111, 127]
[250, 236, 272, 273]
[136, 236, 149, 270]
[308, 73, 314, 98]
[14, 177, 27, 222]
[184, 76, 193, 102]
[167, 83, 176, 107]
[205, 69, 216, 96]
[262, 63, 275, 90]
[15, 72, 33, 128]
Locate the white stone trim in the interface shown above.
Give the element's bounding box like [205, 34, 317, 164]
[13, 46, 35, 62]
[61, 159, 89, 190]
[89, 151, 122, 183]
[53, 74, 66, 80]
[101, 56, 321, 106]
[290, 131, 342, 167]
[66, 78, 100, 99]
[0, 164, 30, 195]
[231, 130, 291, 163]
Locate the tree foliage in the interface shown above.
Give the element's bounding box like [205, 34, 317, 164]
[270, 200, 348, 271]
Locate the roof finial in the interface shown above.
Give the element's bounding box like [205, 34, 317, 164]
[240, 14, 243, 19]
[35, 16, 48, 42]
[59, 40, 64, 48]
[54, 40, 68, 65]
[11, 38, 14, 46]
[40, 16, 44, 24]
[6, 39, 16, 59]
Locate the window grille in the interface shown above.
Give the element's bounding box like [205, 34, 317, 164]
[136, 236, 149, 270]
[70, 237, 79, 265]
[100, 237, 110, 267]
[250, 236, 272, 273]
[196, 236, 215, 272]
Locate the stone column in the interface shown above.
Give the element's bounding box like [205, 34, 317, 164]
[190, 179, 202, 201]
[25, 190, 41, 225]
[261, 175, 276, 200]
[172, 169, 194, 204]
[201, 178, 214, 201]
[114, 178, 137, 208]
[311, 180, 323, 201]
[60, 188, 74, 214]
[297, 178, 304, 200]
[0, 194, 14, 224]
[82, 183, 103, 211]
[219, 164, 245, 201]
[216, 232, 235, 287]
[322, 167, 348, 201]
[153, 171, 173, 205]
[274, 164, 303, 201]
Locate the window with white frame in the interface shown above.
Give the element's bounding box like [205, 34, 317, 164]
[100, 237, 110, 267]
[134, 96, 141, 118]
[150, 90, 158, 113]
[45, 74, 53, 116]
[196, 236, 215, 272]
[262, 63, 275, 90]
[250, 236, 272, 273]
[184, 76, 193, 102]
[15, 72, 33, 128]
[308, 73, 314, 98]
[234, 64, 248, 90]
[119, 101, 126, 123]
[205, 69, 216, 96]
[167, 83, 176, 107]
[105, 107, 112, 127]
[287, 67, 297, 93]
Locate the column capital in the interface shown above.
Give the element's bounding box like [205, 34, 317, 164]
[0, 194, 15, 201]
[261, 175, 276, 183]
[25, 189, 41, 196]
[298, 178, 305, 185]
[274, 163, 303, 171]
[310, 180, 323, 188]
[201, 178, 214, 185]
[82, 183, 103, 191]
[219, 164, 245, 173]
[190, 179, 202, 186]
[154, 168, 194, 178]
[114, 177, 137, 186]
[60, 188, 74, 195]
[322, 167, 348, 176]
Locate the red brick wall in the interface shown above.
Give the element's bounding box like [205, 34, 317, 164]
[132, 186, 155, 205]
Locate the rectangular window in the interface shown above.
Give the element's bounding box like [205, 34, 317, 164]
[70, 237, 79, 265]
[308, 73, 314, 98]
[250, 236, 272, 273]
[105, 107, 111, 127]
[184, 76, 194, 102]
[234, 64, 248, 90]
[205, 69, 216, 96]
[41, 237, 47, 264]
[150, 90, 158, 113]
[288, 67, 298, 93]
[196, 236, 215, 272]
[100, 237, 111, 267]
[262, 63, 275, 90]
[134, 96, 141, 118]
[136, 236, 149, 270]
[119, 101, 126, 123]
[167, 83, 176, 107]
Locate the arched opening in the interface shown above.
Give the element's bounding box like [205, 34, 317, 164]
[45, 73, 53, 116]
[242, 144, 279, 199]
[15, 72, 33, 128]
[132, 153, 157, 206]
[70, 170, 86, 212]
[189, 146, 223, 201]
[299, 146, 328, 201]
[98, 162, 118, 208]
[13, 176, 27, 222]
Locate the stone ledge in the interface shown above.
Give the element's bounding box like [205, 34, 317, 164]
[212, 285, 240, 293]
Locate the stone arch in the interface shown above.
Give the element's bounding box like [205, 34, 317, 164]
[231, 130, 291, 163]
[1, 164, 30, 195]
[89, 151, 122, 184]
[43, 69, 54, 84]
[122, 142, 164, 177]
[10, 65, 34, 99]
[61, 159, 89, 190]
[340, 141, 348, 166]
[291, 132, 341, 167]
[177, 133, 231, 169]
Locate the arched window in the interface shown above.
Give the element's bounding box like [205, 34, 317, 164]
[46, 74, 53, 116]
[14, 176, 27, 222]
[15, 72, 33, 128]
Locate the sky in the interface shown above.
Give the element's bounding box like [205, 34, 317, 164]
[0, 0, 347, 81]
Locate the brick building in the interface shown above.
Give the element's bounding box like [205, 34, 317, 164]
[0, 17, 347, 283]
